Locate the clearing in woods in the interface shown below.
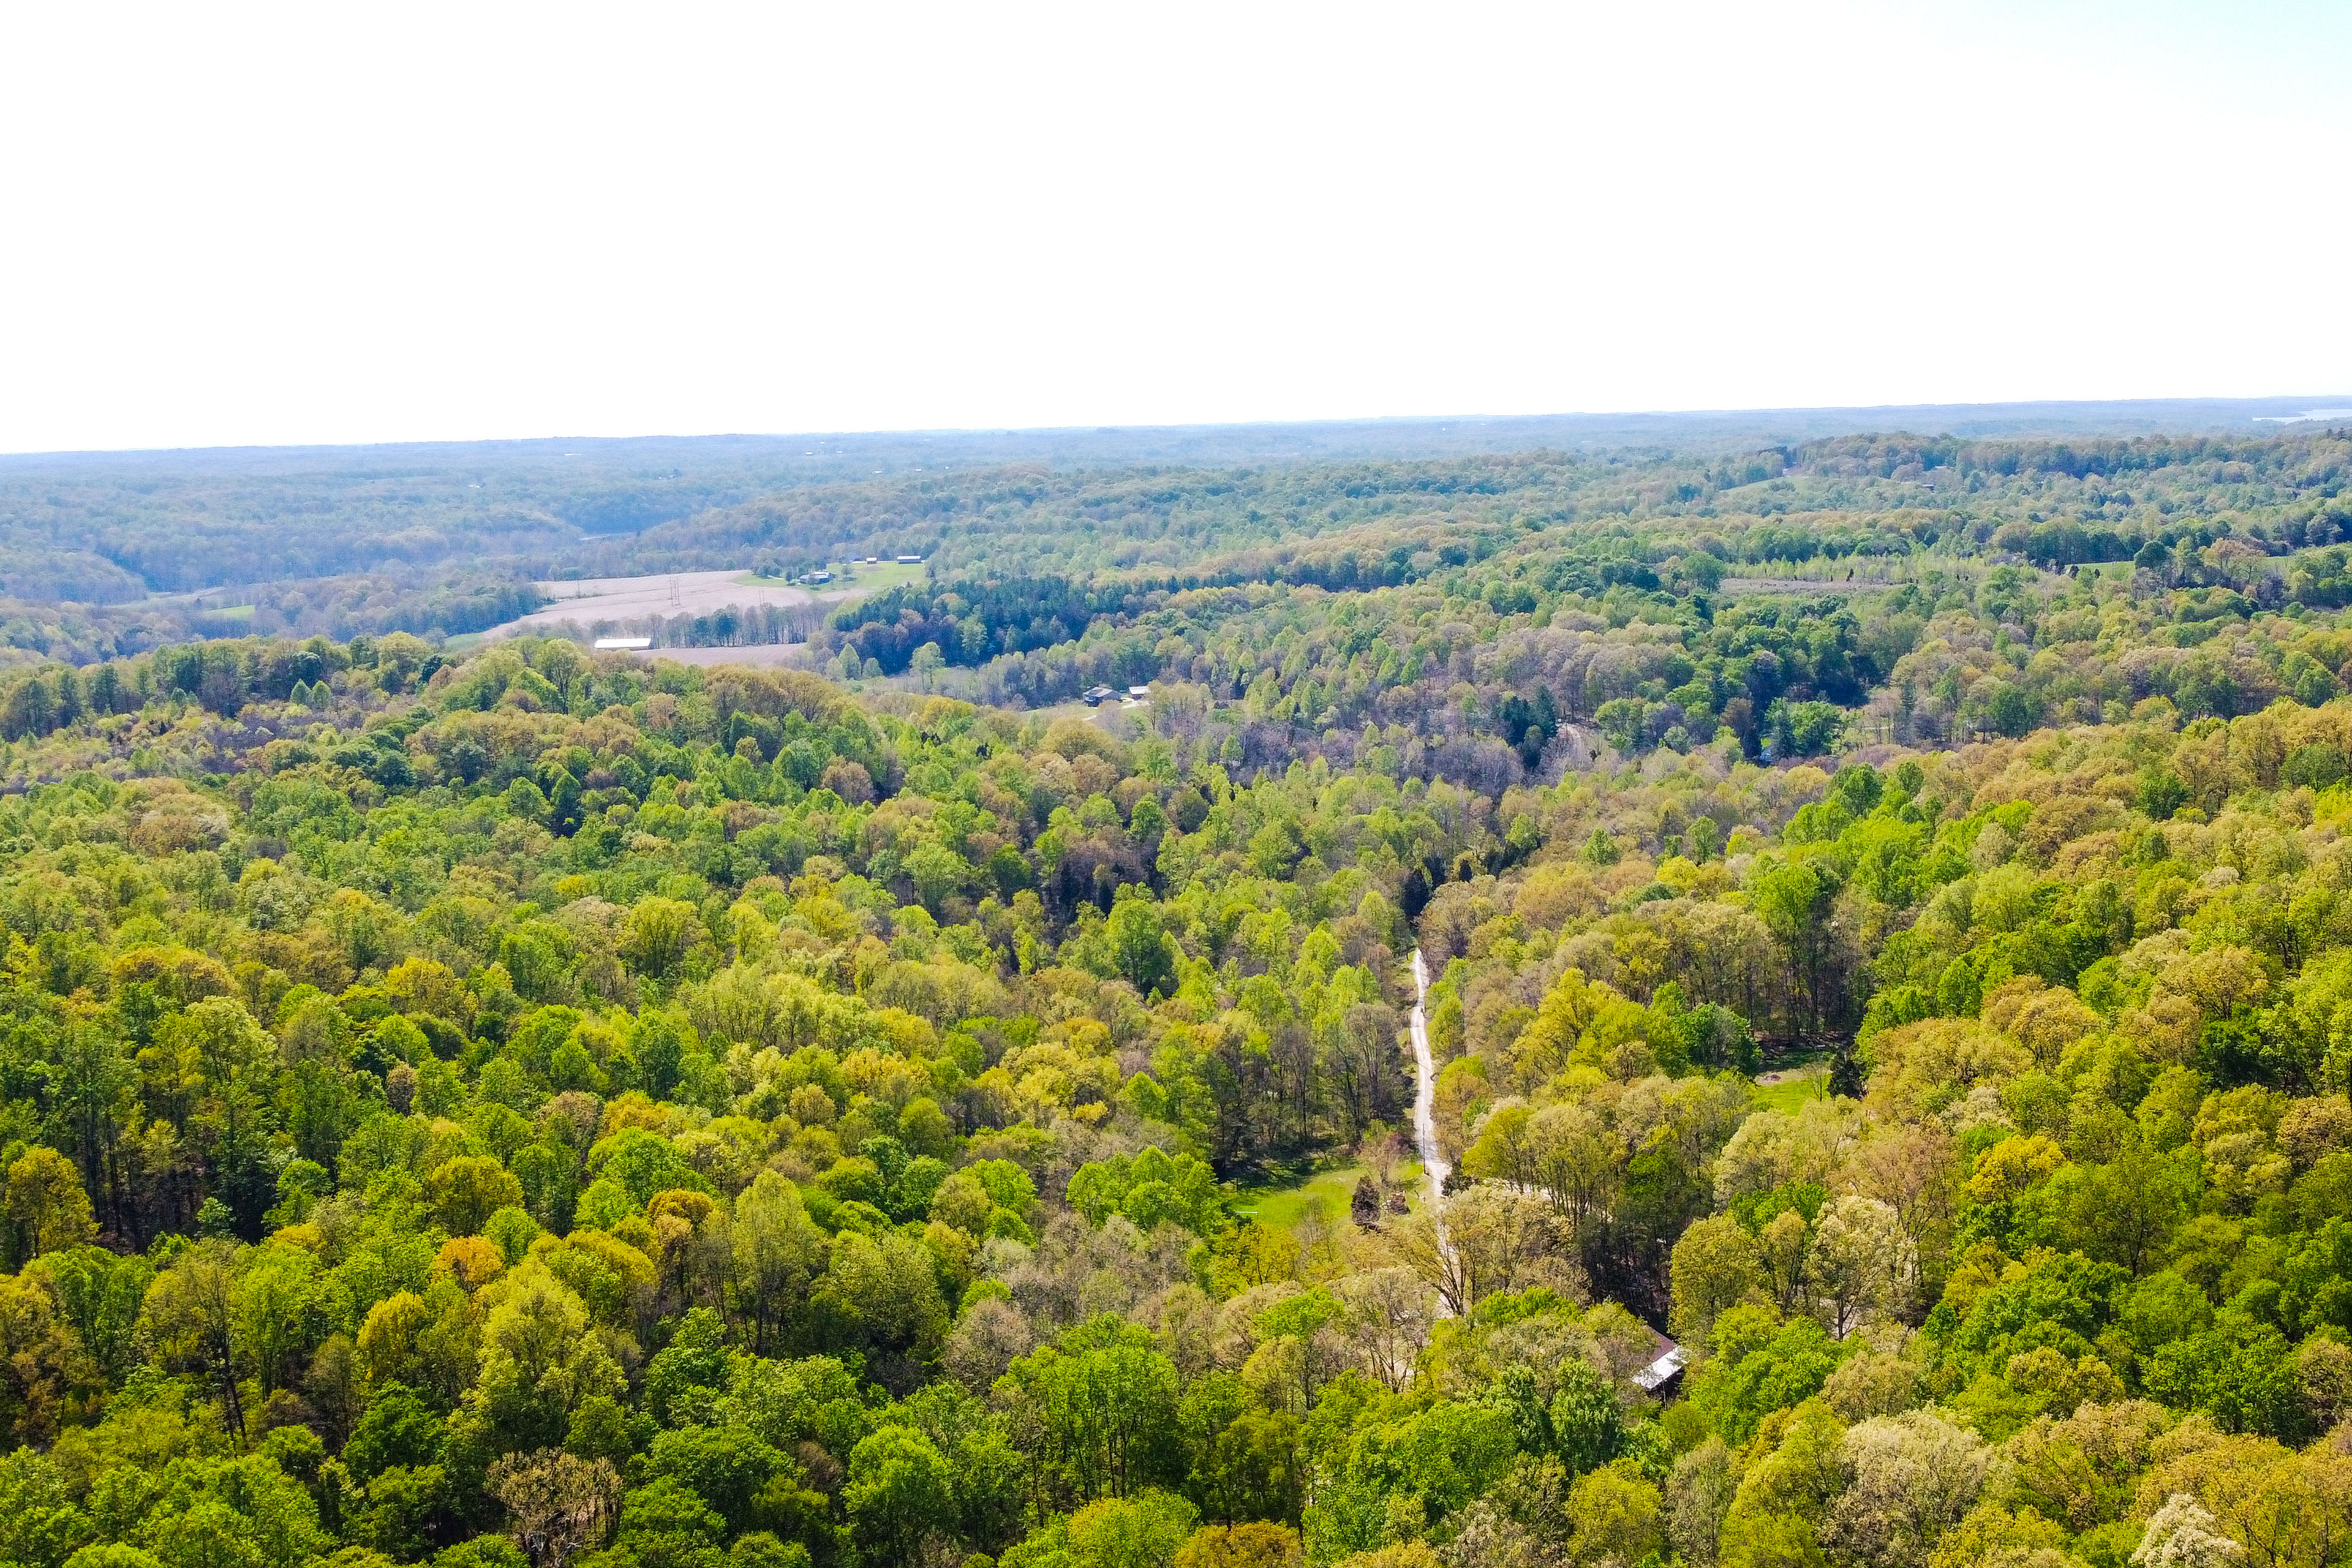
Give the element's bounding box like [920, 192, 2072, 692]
[1751, 1050, 1831, 1114]
[1229, 1161, 1432, 1235]
[478, 560, 927, 644]
[737, 559, 929, 594]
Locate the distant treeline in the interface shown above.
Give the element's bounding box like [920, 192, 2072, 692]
[533, 602, 830, 651]
[0, 571, 544, 670]
[0, 633, 447, 741]
[1793, 428, 2352, 481]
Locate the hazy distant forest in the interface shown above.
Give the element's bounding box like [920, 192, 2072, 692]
[0, 422, 2347, 1568]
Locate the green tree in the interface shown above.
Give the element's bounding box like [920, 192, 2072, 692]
[141, 1240, 248, 1440]
[1752, 861, 1846, 1036]
[597, 1480, 710, 1568]
[1568, 1461, 1664, 1565]
[1172, 1523, 1302, 1568]
[1548, 1359, 1624, 1476]
[643, 1422, 790, 1534]
[1106, 898, 1179, 1000]
[347, 1382, 448, 1482]
[1190, 1411, 1302, 1526]
[621, 900, 708, 986]
[230, 1239, 327, 1396]
[1001, 1319, 1186, 1507]
[464, 1267, 626, 1454]
[810, 1232, 948, 1391]
[845, 1426, 957, 1566]
[732, 1174, 826, 1355]
[1671, 1214, 1768, 1346]
[164, 998, 280, 1237]
[1066, 1489, 1200, 1568]
[429, 1156, 527, 1237]
[3, 1148, 94, 1265]
[642, 1310, 732, 1428]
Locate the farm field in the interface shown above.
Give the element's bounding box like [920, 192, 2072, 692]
[479, 564, 918, 649]
[741, 558, 929, 595]
[500, 570, 816, 635]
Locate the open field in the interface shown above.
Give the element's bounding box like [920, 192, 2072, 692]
[1024, 694, 1150, 729]
[744, 559, 929, 594]
[481, 567, 918, 647]
[499, 571, 817, 636]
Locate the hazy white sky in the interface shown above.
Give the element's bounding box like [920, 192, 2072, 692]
[1, 1, 2347, 453]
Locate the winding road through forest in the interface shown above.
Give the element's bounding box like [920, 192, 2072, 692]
[1408, 949, 1455, 1280]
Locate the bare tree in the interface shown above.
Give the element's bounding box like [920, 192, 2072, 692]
[1377, 1185, 1571, 1317]
[2132, 1494, 2244, 1568]
[488, 1449, 622, 1568]
[1823, 1411, 1989, 1568]
[1335, 1267, 1436, 1393]
[944, 1295, 1035, 1393]
[1806, 1197, 1915, 1339]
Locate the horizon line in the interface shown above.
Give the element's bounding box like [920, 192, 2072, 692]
[4, 393, 2351, 465]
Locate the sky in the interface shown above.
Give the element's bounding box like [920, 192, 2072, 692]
[1, 1, 2348, 454]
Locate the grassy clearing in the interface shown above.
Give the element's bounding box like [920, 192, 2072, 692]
[1019, 697, 1150, 737]
[1749, 1052, 1830, 1115]
[1231, 1164, 1366, 1232]
[1231, 1159, 1440, 1235]
[739, 559, 928, 594]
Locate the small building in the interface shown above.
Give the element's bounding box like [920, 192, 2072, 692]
[1081, 685, 1117, 707]
[896, 554, 923, 564]
[1128, 685, 1150, 699]
[592, 637, 652, 651]
[1632, 1329, 1687, 1395]
[802, 571, 832, 585]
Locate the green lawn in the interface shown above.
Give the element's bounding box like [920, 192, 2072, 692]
[1750, 1056, 1829, 1114]
[1231, 1164, 1367, 1232]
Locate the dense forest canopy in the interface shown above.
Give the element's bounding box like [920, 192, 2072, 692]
[0, 420, 2345, 681]
[0, 421, 2343, 1568]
